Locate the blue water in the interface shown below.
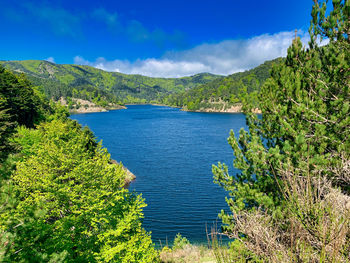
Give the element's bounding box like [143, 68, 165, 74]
[71, 105, 247, 245]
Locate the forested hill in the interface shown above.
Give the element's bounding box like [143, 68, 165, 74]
[162, 58, 284, 111]
[0, 58, 283, 112]
[0, 60, 222, 105]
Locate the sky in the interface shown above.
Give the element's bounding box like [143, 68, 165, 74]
[0, 0, 316, 77]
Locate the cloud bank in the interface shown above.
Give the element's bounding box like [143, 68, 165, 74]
[74, 30, 311, 78]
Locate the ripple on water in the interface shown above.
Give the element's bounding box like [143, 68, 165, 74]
[71, 105, 247, 244]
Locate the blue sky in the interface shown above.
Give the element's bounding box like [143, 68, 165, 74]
[1, 0, 315, 77]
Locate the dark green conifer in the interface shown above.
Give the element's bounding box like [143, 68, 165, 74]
[214, 0, 349, 232]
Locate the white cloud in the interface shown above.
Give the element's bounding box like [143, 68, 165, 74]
[45, 57, 55, 63]
[74, 30, 314, 78]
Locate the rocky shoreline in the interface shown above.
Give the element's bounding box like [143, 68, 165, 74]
[70, 104, 126, 114]
[58, 97, 126, 114]
[110, 159, 136, 187]
[182, 104, 261, 114]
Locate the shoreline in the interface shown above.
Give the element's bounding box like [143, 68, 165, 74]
[181, 104, 261, 114]
[110, 159, 136, 187]
[182, 108, 261, 114]
[59, 98, 256, 115]
[125, 103, 252, 113]
[73, 102, 260, 114]
[58, 97, 127, 115]
[69, 105, 126, 114]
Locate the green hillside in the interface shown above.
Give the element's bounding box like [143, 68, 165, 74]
[162, 58, 284, 111]
[0, 60, 222, 105]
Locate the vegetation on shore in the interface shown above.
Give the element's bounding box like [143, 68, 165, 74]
[0, 66, 158, 262]
[213, 0, 350, 262]
[162, 58, 283, 112]
[0, 0, 348, 262]
[160, 236, 215, 263]
[0, 60, 222, 106]
[59, 97, 126, 114]
[1, 57, 285, 114]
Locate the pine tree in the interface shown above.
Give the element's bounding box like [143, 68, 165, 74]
[0, 100, 15, 163]
[213, 0, 349, 234]
[0, 66, 42, 129]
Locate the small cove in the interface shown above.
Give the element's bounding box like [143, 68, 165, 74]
[71, 104, 247, 245]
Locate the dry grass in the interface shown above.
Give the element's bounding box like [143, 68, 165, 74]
[225, 159, 350, 263]
[160, 244, 216, 263]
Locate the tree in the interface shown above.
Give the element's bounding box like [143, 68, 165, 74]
[2, 119, 158, 262]
[213, 0, 349, 261]
[0, 66, 62, 163]
[0, 66, 42, 128]
[0, 98, 15, 163]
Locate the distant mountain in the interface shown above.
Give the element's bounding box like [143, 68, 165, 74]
[0, 60, 223, 105]
[163, 58, 284, 111]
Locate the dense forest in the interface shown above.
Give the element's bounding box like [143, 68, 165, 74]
[0, 58, 284, 113]
[162, 58, 284, 111]
[0, 60, 222, 106]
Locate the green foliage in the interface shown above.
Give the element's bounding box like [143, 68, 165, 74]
[214, 0, 349, 261]
[0, 99, 15, 163]
[0, 61, 221, 105]
[164, 58, 283, 111]
[212, 239, 263, 263]
[172, 233, 190, 250]
[215, 0, 349, 216]
[0, 67, 159, 262]
[1, 119, 158, 262]
[0, 65, 54, 163]
[0, 66, 44, 127]
[227, 240, 263, 263]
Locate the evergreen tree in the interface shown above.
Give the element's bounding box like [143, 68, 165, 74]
[0, 66, 42, 128]
[214, 0, 349, 240]
[0, 99, 15, 163]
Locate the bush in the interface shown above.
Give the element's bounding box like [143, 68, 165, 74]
[2, 119, 159, 262]
[172, 233, 190, 250]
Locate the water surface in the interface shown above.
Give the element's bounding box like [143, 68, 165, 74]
[71, 105, 247, 244]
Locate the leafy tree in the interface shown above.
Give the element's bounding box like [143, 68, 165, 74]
[0, 65, 158, 262]
[213, 0, 349, 260]
[0, 66, 63, 163]
[2, 119, 158, 262]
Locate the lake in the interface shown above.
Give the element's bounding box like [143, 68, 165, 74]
[71, 104, 247, 245]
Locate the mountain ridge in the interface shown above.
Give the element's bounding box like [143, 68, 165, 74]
[0, 58, 283, 113]
[0, 60, 223, 105]
[162, 57, 284, 111]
